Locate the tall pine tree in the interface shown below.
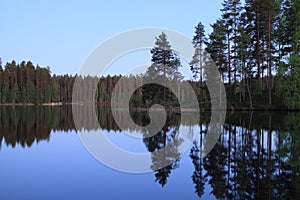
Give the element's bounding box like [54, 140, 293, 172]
[221, 0, 242, 94]
[190, 22, 207, 103]
[143, 32, 182, 106]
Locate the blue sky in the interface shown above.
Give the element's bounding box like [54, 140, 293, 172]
[0, 0, 223, 78]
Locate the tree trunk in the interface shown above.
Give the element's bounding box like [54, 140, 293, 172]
[163, 61, 166, 107]
[247, 78, 254, 110]
[257, 129, 261, 197]
[234, 1, 237, 95]
[227, 125, 231, 197]
[227, 24, 231, 95]
[199, 43, 203, 103]
[268, 6, 272, 106]
[256, 5, 262, 96]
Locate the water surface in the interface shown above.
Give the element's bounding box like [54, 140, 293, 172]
[0, 106, 299, 199]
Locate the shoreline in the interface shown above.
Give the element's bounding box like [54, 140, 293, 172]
[0, 102, 299, 112]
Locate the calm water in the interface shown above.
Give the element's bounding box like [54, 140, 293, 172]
[0, 106, 299, 199]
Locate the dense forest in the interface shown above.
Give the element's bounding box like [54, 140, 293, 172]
[0, 0, 299, 110]
[0, 59, 200, 107]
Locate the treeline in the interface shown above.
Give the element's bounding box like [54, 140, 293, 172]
[0, 60, 74, 104]
[191, 0, 300, 109]
[0, 59, 201, 105]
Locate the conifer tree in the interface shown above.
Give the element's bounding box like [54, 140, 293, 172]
[190, 22, 207, 103]
[144, 32, 182, 106]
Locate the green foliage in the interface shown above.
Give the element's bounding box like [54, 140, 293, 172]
[146, 32, 182, 80]
[143, 32, 182, 106]
[0, 61, 75, 104]
[1, 83, 9, 103]
[275, 0, 300, 109]
[190, 22, 207, 80]
[206, 19, 227, 80]
[44, 79, 59, 103]
[10, 83, 19, 103]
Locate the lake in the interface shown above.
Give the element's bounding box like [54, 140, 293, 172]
[0, 106, 299, 199]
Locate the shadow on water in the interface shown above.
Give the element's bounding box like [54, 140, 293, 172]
[0, 105, 299, 199]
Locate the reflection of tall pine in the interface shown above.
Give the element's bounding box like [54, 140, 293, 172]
[204, 142, 228, 199]
[142, 115, 181, 187]
[143, 32, 182, 107]
[190, 141, 207, 198]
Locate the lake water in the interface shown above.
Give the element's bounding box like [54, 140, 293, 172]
[0, 106, 299, 199]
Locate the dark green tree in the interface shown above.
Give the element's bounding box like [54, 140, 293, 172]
[1, 83, 9, 103]
[190, 22, 207, 103]
[236, 13, 254, 108]
[143, 32, 182, 107]
[0, 58, 2, 101]
[276, 0, 300, 109]
[206, 19, 227, 81]
[221, 0, 242, 94]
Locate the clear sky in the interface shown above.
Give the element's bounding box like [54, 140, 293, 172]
[0, 0, 223, 79]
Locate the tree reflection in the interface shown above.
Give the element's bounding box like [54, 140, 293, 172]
[0, 106, 75, 148]
[0, 106, 299, 198]
[190, 141, 206, 197]
[188, 112, 300, 199]
[143, 114, 181, 187]
[189, 115, 208, 198]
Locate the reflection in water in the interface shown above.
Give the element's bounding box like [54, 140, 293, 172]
[190, 115, 208, 197]
[0, 106, 75, 148]
[0, 106, 299, 199]
[195, 113, 300, 199]
[143, 115, 182, 186]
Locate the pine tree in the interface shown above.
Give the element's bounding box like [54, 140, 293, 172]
[10, 83, 19, 103]
[244, 0, 264, 95]
[236, 14, 254, 107]
[1, 83, 9, 103]
[237, 27, 246, 100]
[144, 32, 182, 106]
[221, 0, 242, 94]
[0, 58, 2, 102]
[260, 0, 281, 105]
[206, 19, 227, 81]
[278, 0, 300, 109]
[190, 22, 207, 103]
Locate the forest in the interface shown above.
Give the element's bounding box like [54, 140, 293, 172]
[0, 0, 299, 110]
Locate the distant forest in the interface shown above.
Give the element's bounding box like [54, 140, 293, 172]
[0, 59, 200, 107]
[0, 0, 299, 110]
